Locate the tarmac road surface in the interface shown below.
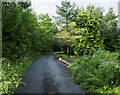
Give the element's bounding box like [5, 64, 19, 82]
[15, 53, 86, 95]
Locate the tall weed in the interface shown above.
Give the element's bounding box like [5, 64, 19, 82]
[69, 49, 119, 93]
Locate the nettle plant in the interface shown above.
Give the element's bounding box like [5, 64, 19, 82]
[72, 12, 104, 55]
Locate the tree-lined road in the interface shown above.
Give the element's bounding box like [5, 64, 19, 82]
[16, 53, 86, 94]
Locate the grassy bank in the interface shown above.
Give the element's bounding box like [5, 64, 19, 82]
[0, 52, 47, 94]
[54, 51, 78, 61]
[68, 50, 119, 94]
[55, 50, 119, 94]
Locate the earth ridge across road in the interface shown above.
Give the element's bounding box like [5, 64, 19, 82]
[15, 52, 86, 94]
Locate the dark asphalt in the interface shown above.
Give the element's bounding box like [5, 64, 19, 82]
[15, 53, 86, 94]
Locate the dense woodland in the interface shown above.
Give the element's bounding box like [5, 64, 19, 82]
[1, 0, 120, 94]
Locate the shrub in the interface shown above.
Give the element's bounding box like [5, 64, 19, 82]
[72, 12, 104, 56]
[69, 49, 119, 94]
[0, 52, 42, 94]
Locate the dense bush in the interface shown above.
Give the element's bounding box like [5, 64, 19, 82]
[2, 2, 59, 61]
[69, 49, 119, 93]
[101, 8, 119, 52]
[0, 52, 43, 94]
[71, 12, 104, 56]
[1, 2, 59, 94]
[85, 6, 120, 52]
[103, 28, 120, 52]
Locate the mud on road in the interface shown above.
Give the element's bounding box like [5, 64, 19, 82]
[15, 53, 86, 94]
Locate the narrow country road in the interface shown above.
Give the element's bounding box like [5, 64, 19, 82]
[15, 53, 86, 94]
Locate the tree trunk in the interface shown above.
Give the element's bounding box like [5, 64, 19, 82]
[67, 45, 70, 58]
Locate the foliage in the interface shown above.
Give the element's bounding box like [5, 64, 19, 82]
[1, 1, 59, 94]
[80, 5, 120, 52]
[0, 52, 43, 94]
[55, 0, 76, 32]
[54, 0, 77, 56]
[2, 2, 58, 61]
[55, 51, 78, 61]
[85, 6, 120, 52]
[54, 28, 82, 56]
[102, 8, 120, 51]
[32, 13, 59, 52]
[2, 2, 36, 60]
[2, 1, 120, 94]
[69, 49, 119, 94]
[71, 12, 104, 56]
[86, 4, 104, 28]
[38, 14, 59, 37]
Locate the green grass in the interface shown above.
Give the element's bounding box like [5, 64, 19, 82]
[68, 49, 119, 94]
[55, 50, 119, 94]
[0, 51, 47, 94]
[55, 51, 78, 61]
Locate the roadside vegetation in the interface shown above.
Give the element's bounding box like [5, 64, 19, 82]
[55, 51, 77, 61]
[1, 1, 59, 94]
[69, 50, 119, 94]
[54, 0, 120, 94]
[1, 0, 120, 94]
[1, 52, 42, 94]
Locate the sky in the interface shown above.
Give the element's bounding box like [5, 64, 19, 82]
[31, 0, 119, 17]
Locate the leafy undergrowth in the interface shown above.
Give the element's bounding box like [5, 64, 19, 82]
[0, 52, 45, 94]
[55, 51, 78, 61]
[68, 49, 119, 94]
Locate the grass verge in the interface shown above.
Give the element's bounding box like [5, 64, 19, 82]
[54, 51, 78, 61]
[55, 50, 119, 94]
[68, 49, 119, 94]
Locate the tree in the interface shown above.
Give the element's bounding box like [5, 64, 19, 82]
[102, 8, 119, 51]
[37, 13, 59, 52]
[85, 5, 104, 35]
[2, 2, 34, 60]
[54, 26, 82, 57]
[55, 0, 76, 56]
[80, 5, 119, 52]
[2, 2, 59, 61]
[72, 12, 104, 55]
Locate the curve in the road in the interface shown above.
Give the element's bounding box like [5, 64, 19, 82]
[15, 53, 86, 94]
